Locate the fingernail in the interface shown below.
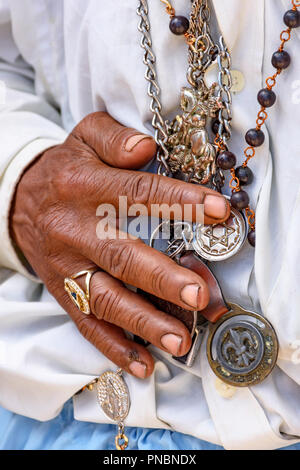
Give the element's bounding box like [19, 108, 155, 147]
[204, 194, 228, 219]
[129, 361, 147, 379]
[181, 284, 202, 309]
[161, 334, 183, 356]
[125, 135, 153, 152]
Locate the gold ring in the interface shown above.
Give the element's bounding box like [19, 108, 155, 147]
[64, 269, 98, 315]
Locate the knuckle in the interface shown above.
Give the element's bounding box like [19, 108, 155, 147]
[99, 239, 137, 280]
[56, 166, 96, 200]
[163, 181, 185, 207]
[126, 173, 158, 205]
[74, 111, 106, 137]
[131, 312, 149, 337]
[103, 125, 126, 157]
[37, 207, 62, 237]
[92, 286, 122, 323]
[37, 206, 73, 246]
[149, 264, 168, 297]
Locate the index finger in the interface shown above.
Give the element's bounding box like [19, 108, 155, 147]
[93, 167, 231, 225]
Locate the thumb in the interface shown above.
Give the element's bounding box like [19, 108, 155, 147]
[74, 111, 157, 169]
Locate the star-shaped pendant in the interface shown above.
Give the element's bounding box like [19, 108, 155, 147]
[204, 224, 236, 249]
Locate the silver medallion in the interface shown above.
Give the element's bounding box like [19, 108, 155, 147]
[97, 370, 130, 423]
[149, 208, 246, 262]
[192, 207, 247, 262]
[207, 304, 279, 387]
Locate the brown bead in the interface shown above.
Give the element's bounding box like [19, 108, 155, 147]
[245, 128, 265, 147]
[248, 230, 256, 247]
[169, 16, 190, 35]
[257, 88, 276, 108]
[284, 9, 300, 28]
[230, 190, 250, 210]
[217, 151, 237, 170]
[235, 166, 254, 186]
[272, 50, 291, 70]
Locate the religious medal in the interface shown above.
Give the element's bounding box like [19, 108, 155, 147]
[149, 204, 247, 263]
[207, 304, 279, 387]
[84, 370, 130, 450]
[192, 205, 246, 261]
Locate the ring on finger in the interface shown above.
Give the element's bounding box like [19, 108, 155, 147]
[64, 269, 98, 315]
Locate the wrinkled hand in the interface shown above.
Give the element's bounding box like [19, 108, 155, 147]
[11, 112, 230, 379]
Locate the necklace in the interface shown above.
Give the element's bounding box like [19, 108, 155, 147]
[138, 0, 248, 264]
[139, 0, 300, 251]
[136, 0, 299, 384]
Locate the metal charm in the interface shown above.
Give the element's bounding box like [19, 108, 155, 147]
[166, 83, 222, 185]
[192, 206, 247, 262]
[207, 304, 279, 387]
[150, 219, 194, 260]
[149, 206, 246, 263]
[97, 370, 130, 423]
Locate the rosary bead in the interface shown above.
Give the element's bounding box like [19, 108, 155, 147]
[257, 88, 276, 108]
[245, 128, 265, 147]
[284, 9, 300, 28]
[230, 190, 250, 211]
[235, 166, 254, 186]
[271, 50, 291, 69]
[217, 151, 237, 170]
[169, 16, 190, 35]
[248, 230, 256, 247]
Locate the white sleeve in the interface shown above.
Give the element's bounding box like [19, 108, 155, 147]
[0, 1, 68, 279]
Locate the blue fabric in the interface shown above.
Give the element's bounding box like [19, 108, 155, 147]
[0, 401, 299, 450]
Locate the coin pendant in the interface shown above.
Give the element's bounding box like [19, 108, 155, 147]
[97, 371, 130, 423]
[207, 304, 279, 387]
[192, 207, 247, 262]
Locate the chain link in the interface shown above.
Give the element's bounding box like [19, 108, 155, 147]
[216, 36, 232, 144]
[137, 0, 170, 176]
[187, 1, 217, 87]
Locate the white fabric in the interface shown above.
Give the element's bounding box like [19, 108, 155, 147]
[0, 0, 299, 450]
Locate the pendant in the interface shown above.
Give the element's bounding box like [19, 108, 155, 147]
[97, 370, 130, 423]
[150, 205, 246, 263]
[138, 253, 279, 387]
[84, 370, 130, 450]
[164, 82, 222, 185]
[192, 206, 247, 262]
[207, 304, 279, 387]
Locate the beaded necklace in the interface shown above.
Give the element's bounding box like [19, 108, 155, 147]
[140, 0, 300, 251]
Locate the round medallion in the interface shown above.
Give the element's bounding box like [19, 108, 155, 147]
[97, 371, 130, 422]
[207, 304, 279, 387]
[192, 207, 247, 262]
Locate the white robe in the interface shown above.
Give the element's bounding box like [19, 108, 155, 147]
[0, 0, 299, 450]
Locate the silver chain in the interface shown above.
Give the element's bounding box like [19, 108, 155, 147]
[187, 0, 216, 87]
[217, 36, 232, 145]
[137, 0, 233, 185]
[137, 0, 170, 176]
